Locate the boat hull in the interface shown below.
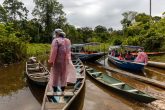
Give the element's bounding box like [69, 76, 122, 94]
[108, 55, 145, 71]
[147, 61, 165, 69]
[26, 62, 49, 86]
[73, 52, 105, 62]
[86, 67, 156, 103]
[41, 58, 86, 110]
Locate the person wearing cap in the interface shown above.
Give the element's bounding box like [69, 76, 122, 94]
[53, 28, 63, 38]
[48, 29, 76, 93]
[134, 48, 148, 65]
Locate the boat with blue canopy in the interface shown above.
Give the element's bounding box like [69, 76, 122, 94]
[71, 42, 105, 62]
[108, 45, 146, 71]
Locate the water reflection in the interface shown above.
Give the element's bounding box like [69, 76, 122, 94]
[0, 62, 26, 95]
[0, 56, 164, 110]
[27, 79, 45, 104]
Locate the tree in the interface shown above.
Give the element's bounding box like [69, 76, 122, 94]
[135, 13, 150, 24]
[3, 0, 29, 21]
[108, 27, 113, 33]
[78, 27, 93, 42]
[121, 11, 137, 29]
[94, 25, 107, 33]
[152, 16, 161, 22]
[32, 0, 66, 42]
[0, 5, 7, 22]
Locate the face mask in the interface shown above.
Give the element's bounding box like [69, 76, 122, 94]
[53, 34, 56, 38]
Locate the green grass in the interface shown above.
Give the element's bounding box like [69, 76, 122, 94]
[84, 43, 111, 52]
[27, 43, 50, 57]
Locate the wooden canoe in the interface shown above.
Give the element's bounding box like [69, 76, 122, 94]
[41, 58, 86, 110]
[86, 66, 157, 103]
[147, 61, 165, 69]
[26, 61, 50, 86]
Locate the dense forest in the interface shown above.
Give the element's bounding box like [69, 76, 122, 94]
[0, 0, 165, 65]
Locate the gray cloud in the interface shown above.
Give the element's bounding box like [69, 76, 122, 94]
[0, 0, 165, 29]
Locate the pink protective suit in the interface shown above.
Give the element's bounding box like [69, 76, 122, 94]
[134, 52, 148, 65]
[48, 37, 76, 87]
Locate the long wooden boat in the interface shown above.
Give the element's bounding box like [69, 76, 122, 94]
[108, 45, 145, 71]
[108, 55, 145, 71]
[26, 60, 50, 86]
[147, 61, 165, 69]
[71, 43, 105, 62]
[41, 58, 86, 110]
[86, 66, 157, 103]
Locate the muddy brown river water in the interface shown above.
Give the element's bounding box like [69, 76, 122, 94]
[0, 57, 165, 110]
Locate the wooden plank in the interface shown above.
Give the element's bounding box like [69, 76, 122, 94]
[86, 68, 93, 71]
[111, 82, 125, 86]
[27, 63, 39, 66]
[74, 65, 83, 67]
[76, 76, 84, 79]
[45, 102, 65, 109]
[96, 77, 102, 80]
[102, 65, 165, 89]
[47, 92, 74, 96]
[126, 89, 138, 92]
[90, 72, 102, 75]
[28, 72, 48, 75]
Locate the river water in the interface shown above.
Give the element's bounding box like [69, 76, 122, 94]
[0, 56, 165, 110]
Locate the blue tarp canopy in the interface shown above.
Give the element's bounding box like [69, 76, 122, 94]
[109, 45, 144, 51]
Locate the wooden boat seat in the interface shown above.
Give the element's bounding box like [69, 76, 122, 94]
[96, 77, 102, 80]
[30, 75, 48, 78]
[28, 67, 43, 71]
[90, 72, 102, 75]
[45, 102, 65, 109]
[76, 76, 84, 79]
[111, 82, 125, 86]
[27, 63, 38, 65]
[47, 92, 74, 96]
[75, 65, 83, 67]
[126, 89, 138, 92]
[29, 72, 48, 76]
[86, 68, 93, 71]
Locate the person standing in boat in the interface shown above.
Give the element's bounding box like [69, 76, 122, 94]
[48, 29, 76, 93]
[134, 48, 148, 65]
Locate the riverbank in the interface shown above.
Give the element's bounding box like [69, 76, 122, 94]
[0, 43, 50, 67]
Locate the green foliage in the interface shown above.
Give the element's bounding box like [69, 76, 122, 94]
[113, 39, 122, 45]
[26, 43, 50, 57]
[0, 34, 27, 65]
[0, 4, 7, 22]
[94, 25, 107, 33]
[143, 36, 164, 51]
[84, 43, 110, 52]
[135, 13, 151, 23]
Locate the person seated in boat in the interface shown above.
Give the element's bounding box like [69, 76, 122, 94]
[125, 51, 134, 60]
[134, 48, 148, 65]
[110, 50, 115, 56]
[114, 50, 119, 57]
[118, 53, 124, 60]
[80, 47, 85, 53]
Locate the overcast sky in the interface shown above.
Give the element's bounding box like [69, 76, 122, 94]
[0, 0, 165, 29]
